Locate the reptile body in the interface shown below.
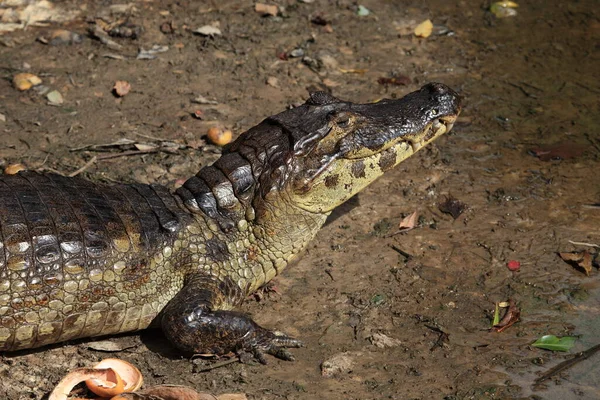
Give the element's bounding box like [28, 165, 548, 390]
[0, 83, 461, 360]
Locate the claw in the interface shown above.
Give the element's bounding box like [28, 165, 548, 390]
[245, 328, 303, 362]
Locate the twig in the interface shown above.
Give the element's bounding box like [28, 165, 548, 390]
[134, 132, 172, 142]
[68, 156, 97, 177]
[194, 357, 240, 372]
[568, 240, 599, 248]
[389, 244, 413, 259]
[95, 150, 158, 160]
[534, 343, 600, 386]
[506, 81, 538, 99]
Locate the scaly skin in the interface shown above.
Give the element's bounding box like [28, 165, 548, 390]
[0, 83, 461, 361]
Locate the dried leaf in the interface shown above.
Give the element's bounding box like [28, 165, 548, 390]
[530, 142, 587, 161]
[13, 72, 42, 91]
[87, 340, 132, 352]
[266, 76, 279, 87]
[113, 80, 131, 97]
[191, 95, 218, 105]
[414, 19, 433, 38]
[339, 68, 368, 74]
[531, 335, 576, 352]
[217, 395, 249, 400]
[559, 251, 593, 276]
[134, 143, 159, 152]
[491, 299, 520, 332]
[377, 75, 411, 86]
[398, 211, 418, 231]
[438, 195, 467, 219]
[46, 90, 64, 105]
[369, 332, 402, 348]
[137, 384, 218, 400]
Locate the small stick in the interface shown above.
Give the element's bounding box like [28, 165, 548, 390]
[389, 244, 413, 259]
[534, 343, 600, 386]
[96, 150, 158, 160]
[68, 156, 97, 177]
[568, 240, 599, 248]
[195, 357, 240, 372]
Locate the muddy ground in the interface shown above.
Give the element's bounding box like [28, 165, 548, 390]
[1, 0, 599, 399]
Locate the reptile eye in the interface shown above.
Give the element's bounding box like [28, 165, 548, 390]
[336, 117, 350, 128]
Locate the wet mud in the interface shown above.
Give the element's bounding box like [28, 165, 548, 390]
[0, 0, 599, 399]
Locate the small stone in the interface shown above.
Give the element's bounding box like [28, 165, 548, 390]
[321, 352, 357, 378]
[369, 332, 402, 348]
[194, 25, 222, 37]
[288, 48, 304, 58]
[255, 3, 278, 17]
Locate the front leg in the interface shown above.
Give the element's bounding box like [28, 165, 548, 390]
[160, 274, 302, 363]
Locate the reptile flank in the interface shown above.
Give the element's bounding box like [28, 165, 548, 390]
[0, 83, 461, 361]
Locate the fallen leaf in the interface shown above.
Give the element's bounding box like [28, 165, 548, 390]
[137, 45, 169, 59]
[356, 5, 371, 16]
[414, 19, 433, 38]
[13, 72, 42, 91]
[191, 94, 218, 105]
[559, 251, 593, 276]
[310, 15, 329, 26]
[490, 1, 518, 18]
[134, 143, 159, 152]
[322, 78, 340, 87]
[266, 76, 279, 87]
[369, 332, 402, 348]
[438, 195, 467, 219]
[491, 299, 520, 332]
[531, 335, 576, 352]
[46, 90, 64, 105]
[529, 142, 587, 161]
[113, 80, 131, 97]
[87, 340, 134, 352]
[398, 211, 418, 231]
[4, 164, 27, 175]
[492, 302, 501, 326]
[193, 25, 222, 37]
[131, 384, 218, 400]
[377, 75, 411, 86]
[255, 3, 278, 17]
[339, 68, 368, 74]
[217, 395, 249, 400]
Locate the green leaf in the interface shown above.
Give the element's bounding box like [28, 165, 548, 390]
[492, 303, 500, 327]
[531, 335, 577, 352]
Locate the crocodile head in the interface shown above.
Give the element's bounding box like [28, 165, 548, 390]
[179, 83, 461, 231]
[254, 82, 462, 214]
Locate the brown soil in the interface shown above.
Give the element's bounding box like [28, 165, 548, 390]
[1, 0, 599, 399]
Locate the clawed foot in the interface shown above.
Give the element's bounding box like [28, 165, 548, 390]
[243, 328, 303, 364]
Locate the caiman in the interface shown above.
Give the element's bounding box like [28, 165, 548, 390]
[0, 83, 461, 361]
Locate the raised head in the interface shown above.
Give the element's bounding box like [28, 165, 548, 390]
[178, 83, 461, 230]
